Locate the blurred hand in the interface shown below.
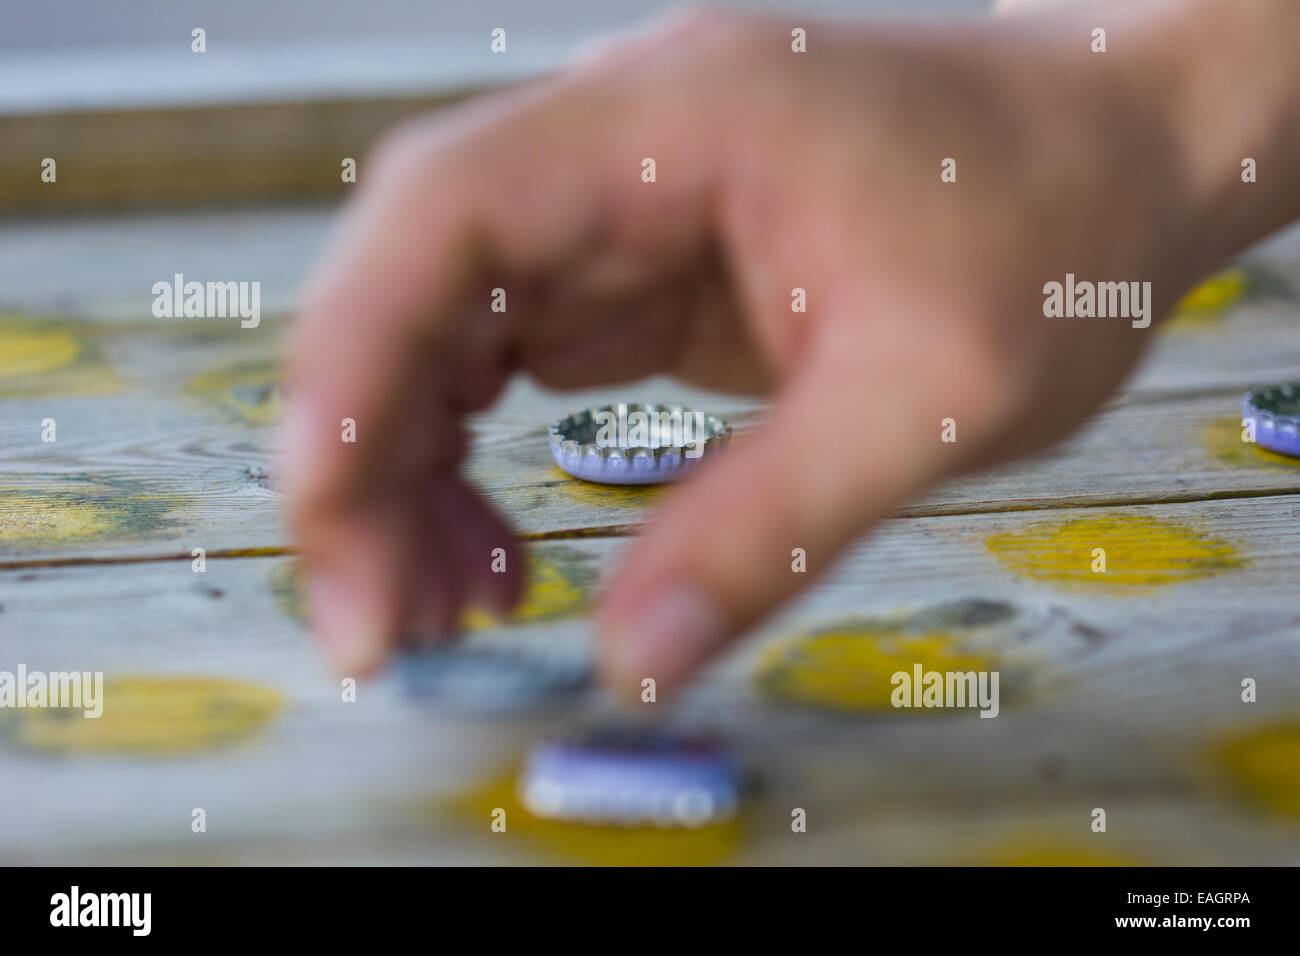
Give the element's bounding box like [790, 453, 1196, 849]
[286, 5, 1229, 695]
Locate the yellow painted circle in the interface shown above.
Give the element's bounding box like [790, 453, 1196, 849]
[1214, 722, 1300, 818]
[0, 496, 118, 542]
[756, 627, 995, 713]
[461, 552, 591, 629]
[552, 467, 665, 509]
[1173, 267, 1248, 316]
[274, 551, 595, 629]
[451, 771, 740, 865]
[0, 489, 176, 547]
[986, 515, 1239, 591]
[0, 324, 80, 378]
[1202, 417, 1300, 469]
[1, 676, 284, 755]
[188, 362, 283, 424]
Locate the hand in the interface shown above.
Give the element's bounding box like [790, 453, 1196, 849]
[285, 6, 1234, 696]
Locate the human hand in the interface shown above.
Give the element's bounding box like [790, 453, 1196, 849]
[285, 4, 1251, 696]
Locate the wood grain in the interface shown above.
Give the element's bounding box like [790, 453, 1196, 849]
[2, 495, 1298, 864]
[3, 208, 1300, 864]
[3, 345, 1298, 561]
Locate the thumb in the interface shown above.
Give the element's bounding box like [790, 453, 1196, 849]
[594, 321, 966, 698]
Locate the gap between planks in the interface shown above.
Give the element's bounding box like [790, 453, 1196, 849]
[7, 483, 1300, 572]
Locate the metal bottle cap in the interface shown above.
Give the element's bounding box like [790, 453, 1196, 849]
[548, 403, 731, 485]
[1242, 384, 1300, 458]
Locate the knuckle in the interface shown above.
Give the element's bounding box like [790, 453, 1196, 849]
[647, 5, 751, 53]
[366, 118, 437, 182]
[366, 112, 485, 199]
[569, 6, 753, 80]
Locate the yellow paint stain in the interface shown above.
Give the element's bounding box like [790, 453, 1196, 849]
[1213, 721, 1300, 818]
[270, 547, 595, 629]
[187, 361, 283, 425]
[986, 514, 1239, 591]
[959, 834, 1140, 866]
[1202, 417, 1300, 468]
[462, 550, 592, 629]
[268, 560, 306, 622]
[552, 466, 665, 509]
[0, 488, 177, 549]
[0, 323, 79, 377]
[0, 496, 118, 542]
[1163, 267, 1249, 331]
[0, 317, 122, 397]
[756, 624, 996, 714]
[447, 770, 740, 865]
[0, 676, 283, 755]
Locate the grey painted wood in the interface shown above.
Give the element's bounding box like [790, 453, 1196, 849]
[2, 494, 1298, 863]
[3, 201, 1299, 863]
[2, 349, 1296, 561]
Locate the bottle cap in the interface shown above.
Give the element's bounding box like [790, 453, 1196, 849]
[1242, 384, 1300, 458]
[548, 403, 731, 485]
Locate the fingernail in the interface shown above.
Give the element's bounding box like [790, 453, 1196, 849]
[602, 585, 728, 694]
[307, 569, 386, 676]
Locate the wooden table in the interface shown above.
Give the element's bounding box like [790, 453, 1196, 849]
[2, 208, 1299, 865]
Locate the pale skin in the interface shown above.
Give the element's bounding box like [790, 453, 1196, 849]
[285, 0, 1300, 697]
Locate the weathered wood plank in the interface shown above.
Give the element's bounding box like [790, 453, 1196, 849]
[7, 495, 1298, 719]
[0, 93, 488, 214]
[2, 495, 1298, 863]
[2, 207, 1299, 392]
[3, 329, 1298, 562]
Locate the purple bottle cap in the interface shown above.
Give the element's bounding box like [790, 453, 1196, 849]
[548, 403, 731, 485]
[1242, 384, 1300, 458]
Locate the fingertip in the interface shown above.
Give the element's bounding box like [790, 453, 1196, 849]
[329, 636, 390, 680]
[301, 499, 420, 677]
[594, 581, 731, 700]
[306, 569, 393, 678]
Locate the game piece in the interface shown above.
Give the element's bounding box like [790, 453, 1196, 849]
[548, 403, 730, 484]
[1242, 384, 1300, 457]
[396, 646, 589, 714]
[517, 727, 739, 828]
